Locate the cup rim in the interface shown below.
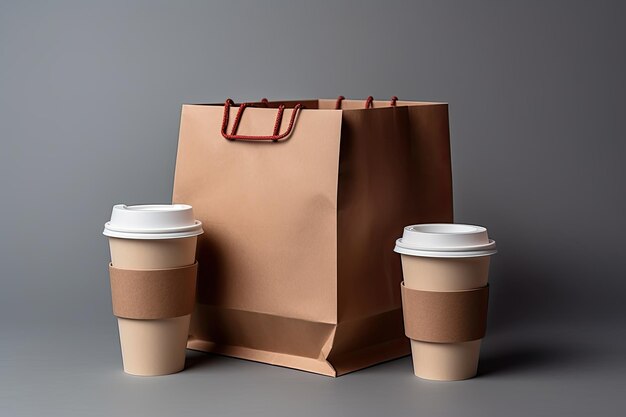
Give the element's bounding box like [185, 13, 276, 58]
[103, 227, 203, 240]
[394, 238, 497, 258]
[104, 220, 203, 234]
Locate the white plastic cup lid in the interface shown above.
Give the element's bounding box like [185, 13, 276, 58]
[394, 223, 497, 258]
[103, 204, 204, 240]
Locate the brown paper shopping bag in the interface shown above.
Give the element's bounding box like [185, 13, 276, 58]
[172, 97, 453, 376]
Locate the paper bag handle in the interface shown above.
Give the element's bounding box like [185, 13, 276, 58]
[334, 96, 399, 109]
[221, 98, 303, 142]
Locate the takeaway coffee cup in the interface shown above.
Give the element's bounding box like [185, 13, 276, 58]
[394, 224, 497, 381]
[103, 204, 203, 376]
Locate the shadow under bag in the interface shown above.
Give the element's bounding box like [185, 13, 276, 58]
[172, 97, 453, 376]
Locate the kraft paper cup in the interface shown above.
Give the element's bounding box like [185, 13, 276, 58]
[394, 224, 496, 381]
[103, 204, 203, 376]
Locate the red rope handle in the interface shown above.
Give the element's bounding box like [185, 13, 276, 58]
[221, 99, 302, 142]
[337, 96, 389, 109]
[335, 95, 345, 110]
[272, 105, 285, 135]
[261, 98, 269, 107]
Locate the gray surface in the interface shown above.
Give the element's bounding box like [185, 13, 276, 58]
[0, 1, 625, 416]
[2, 319, 625, 416]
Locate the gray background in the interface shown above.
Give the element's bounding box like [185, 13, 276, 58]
[1, 1, 625, 416]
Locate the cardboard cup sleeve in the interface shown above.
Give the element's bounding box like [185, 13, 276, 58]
[400, 282, 489, 343]
[109, 262, 198, 320]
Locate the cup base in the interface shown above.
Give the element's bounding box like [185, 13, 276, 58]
[410, 339, 481, 381]
[118, 315, 191, 376]
[123, 367, 185, 377]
